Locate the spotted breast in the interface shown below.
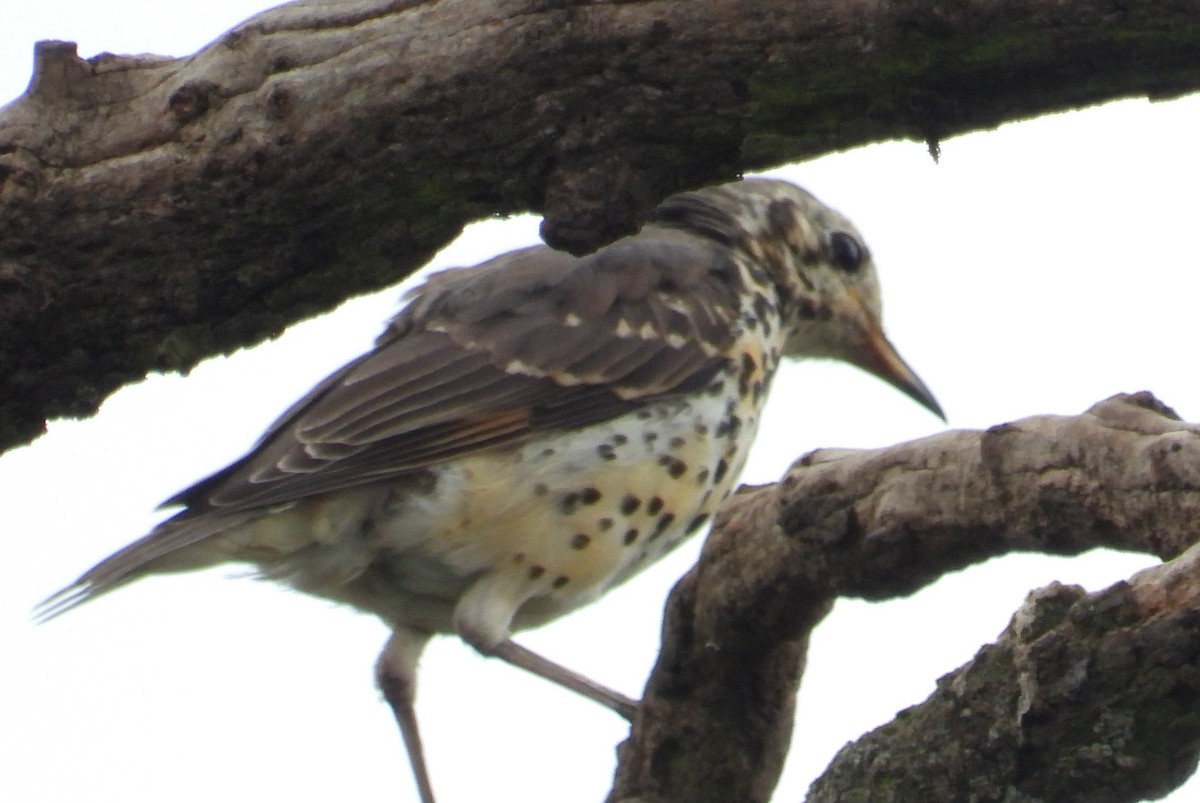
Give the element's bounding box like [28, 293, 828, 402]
[40, 178, 942, 803]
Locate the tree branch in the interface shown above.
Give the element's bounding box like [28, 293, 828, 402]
[610, 392, 1200, 802]
[809, 556, 1200, 803]
[3, 0, 1198, 452]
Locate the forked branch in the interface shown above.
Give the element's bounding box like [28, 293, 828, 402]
[611, 392, 1200, 802]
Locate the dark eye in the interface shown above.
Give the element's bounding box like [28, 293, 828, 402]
[829, 232, 865, 272]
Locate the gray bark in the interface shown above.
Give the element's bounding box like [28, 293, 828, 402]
[4, 1, 1200, 800]
[3, 0, 1198, 451]
[612, 392, 1200, 802]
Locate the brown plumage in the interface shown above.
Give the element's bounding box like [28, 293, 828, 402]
[39, 178, 942, 803]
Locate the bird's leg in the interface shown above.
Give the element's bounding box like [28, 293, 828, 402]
[453, 577, 640, 720]
[490, 638, 638, 721]
[376, 629, 437, 803]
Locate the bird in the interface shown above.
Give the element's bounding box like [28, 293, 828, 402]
[38, 177, 942, 802]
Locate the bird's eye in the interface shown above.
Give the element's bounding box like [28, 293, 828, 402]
[829, 232, 865, 272]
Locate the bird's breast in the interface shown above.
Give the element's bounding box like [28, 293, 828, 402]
[371, 373, 767, 630]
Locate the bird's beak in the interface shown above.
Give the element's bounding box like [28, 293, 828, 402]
[851, 315, 945, 421]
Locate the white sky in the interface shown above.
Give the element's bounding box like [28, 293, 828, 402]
[3, 4, 1199, 802]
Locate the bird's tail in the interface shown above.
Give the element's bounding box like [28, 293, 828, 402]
[34, 509, 256, 622]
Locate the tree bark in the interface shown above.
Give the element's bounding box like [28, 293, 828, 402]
[6, 2, 1200, 800]
[610, 392, 1200, 802]
[2, 0, 1198, 451]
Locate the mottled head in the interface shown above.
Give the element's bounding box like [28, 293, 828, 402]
[651, 178, 943, 418]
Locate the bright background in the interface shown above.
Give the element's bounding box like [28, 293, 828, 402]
[3, 4, 1198, 801]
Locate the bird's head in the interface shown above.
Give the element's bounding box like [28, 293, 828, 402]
[651, 178, 944, 420]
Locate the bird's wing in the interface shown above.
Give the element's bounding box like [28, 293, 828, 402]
[171, 231, 745, 515]
[33, 231, 745, 619]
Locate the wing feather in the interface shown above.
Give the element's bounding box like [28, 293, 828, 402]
[168, 227, 743, 517]
[36, 199, 770, 622]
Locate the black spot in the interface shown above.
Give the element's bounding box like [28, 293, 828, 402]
[571, 533, 591, 550]
[650, 513, 676, 540]
[751, 381, 764, 403]
[669, 436, 686, 449]
[739, 353, 758, 396]
[830, 231, 866, 272]
[560, 493, 580, 514]
[541, 448, 557, 459]
[686, 513, 710, 534]
[752, 292, 773, 325]
[612, 434, 629, 445]
[579, 487, 602, 505]
[620, 495, 641, 515]
[716, 416, 742, 439]
[658, 455, 687, 478]
[707, 379, 726, 396]
[644, 432, 659, 444]
[637, 410, 654, 420]
[624, 529, 640, 545]
[528, 565, 546, 580]
[597, 444, 617, 461]
[714, 458, 729, 483]
[598, 517, 614, 531]
[694, 422, 709, 435]
[695, 468, 710, 485]
[553, 576, 570, 589]
[795, 297, 819, 320]
[646, 496, 664, 515]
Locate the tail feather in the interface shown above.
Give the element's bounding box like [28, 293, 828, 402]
[34, 509, 258, 622]
[34, 583, 102, 623]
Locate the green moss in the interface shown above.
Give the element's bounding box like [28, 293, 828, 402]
[740, 18, 1197, 173]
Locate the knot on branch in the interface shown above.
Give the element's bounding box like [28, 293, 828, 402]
[27, 41, 91, 101]
[169, 80, 222, 124]
[540, 157, 659, 254]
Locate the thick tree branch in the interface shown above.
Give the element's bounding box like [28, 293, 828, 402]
[610, 392, 1200, 802]
[2, 0, 1198, 451]
[809, 555, 1200, 803]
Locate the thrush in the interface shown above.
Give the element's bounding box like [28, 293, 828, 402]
[39, 178, 942, 802]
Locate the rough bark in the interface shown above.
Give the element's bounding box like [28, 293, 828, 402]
[610, 392, 1200, 802]
[3, 0, 1199, 452]
[808, 567, 1200, 803]
[7, 2, 1200, 800]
